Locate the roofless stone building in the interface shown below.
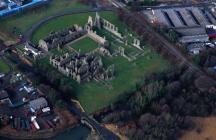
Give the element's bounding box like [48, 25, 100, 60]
[50, 53, 115, 83]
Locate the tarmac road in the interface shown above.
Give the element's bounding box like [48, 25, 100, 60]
[67, 101, 120, 140]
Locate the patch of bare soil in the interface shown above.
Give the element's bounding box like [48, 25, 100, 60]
[54, 108, 79, 129]
[104, 123, 129, 140]
[181, 117, 216, 140]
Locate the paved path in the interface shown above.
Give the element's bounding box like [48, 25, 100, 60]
[67, 101, 120, 140]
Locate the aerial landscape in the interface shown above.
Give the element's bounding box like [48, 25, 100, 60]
[1, 0, 216, 140]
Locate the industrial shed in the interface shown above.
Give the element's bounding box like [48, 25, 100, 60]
[29, 97, 48, 112]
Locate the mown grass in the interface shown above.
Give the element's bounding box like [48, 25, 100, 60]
[40, 45, 168, 113]
[31, 11, 128, 44]
[0, 59, 10, 73]
[75, 50, 168, 113]
[69, 37, 99, 53]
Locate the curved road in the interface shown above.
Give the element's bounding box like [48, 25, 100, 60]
[67, 101, 120, 140]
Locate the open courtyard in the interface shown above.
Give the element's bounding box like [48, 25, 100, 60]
[69, 37, 99, 53]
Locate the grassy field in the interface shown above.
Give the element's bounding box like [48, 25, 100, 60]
[0, 0, 89, 40]
[96, 28, 141, 55]
[39, 45, 168, 113]
[69, 37, 99, 53]
[34, 11, 169, 113]
[76, 50, 168, 113]
[0, 59, 10, 73]
[31, 11, 129, 44]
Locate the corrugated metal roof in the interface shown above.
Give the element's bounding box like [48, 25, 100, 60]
[29, 97, 47, 111]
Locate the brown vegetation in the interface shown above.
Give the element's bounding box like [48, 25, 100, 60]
[95, 65, 216, 140]
[181, 117, 216, 140]
[54, 108, 79, 129]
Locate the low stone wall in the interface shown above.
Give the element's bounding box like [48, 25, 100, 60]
[87, 31, 106, 45]
[66, 34, 87, 46]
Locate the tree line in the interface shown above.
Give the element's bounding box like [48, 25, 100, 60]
[95, 65, 216, 140]
[115, 8, 181, 65]
[193, 48, 216, 81]
[33, 59, 74, 102]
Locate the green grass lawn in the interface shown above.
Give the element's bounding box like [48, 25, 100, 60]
[0, 59, 10, 73]
[76, 51, 168, 113]
[69, 37, 99, 53]
[40, 46, 168, 113]
[0, 0, 89, 39]
[96, 28, 141, 55]
[33, 11, 169, 113]
[31, 11, 129, 44]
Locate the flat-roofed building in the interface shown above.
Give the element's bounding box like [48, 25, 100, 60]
[29, 97, 48, 112]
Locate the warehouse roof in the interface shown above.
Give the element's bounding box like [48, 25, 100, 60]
[29, 97, 48, 112]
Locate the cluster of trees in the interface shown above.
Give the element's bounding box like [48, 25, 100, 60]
[127, 113, 193, 140]
[192, 48, 216, 79]
[0, 39, 5, 51]
[33, 60, 74, 101]
[78, 0, 95, 5]
[97, 66, 216, 140]
[127, 0, 157, 8]
[193, 48, 216, 68]
[38, 84, 66, 108]
[155, 25, 180, 43]
[142, 0, 157, 5]
[116, 9, 152, 40]
[0, 39, 4, 45]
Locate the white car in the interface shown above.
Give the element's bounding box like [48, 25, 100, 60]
[0, 73, 5, 78]
[42, 107, 50, 113]
[206, 42, 215, 48]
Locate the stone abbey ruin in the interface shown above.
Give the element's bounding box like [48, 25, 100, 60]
[36, 12, 145, 84]
[50, 53, 114, 83]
